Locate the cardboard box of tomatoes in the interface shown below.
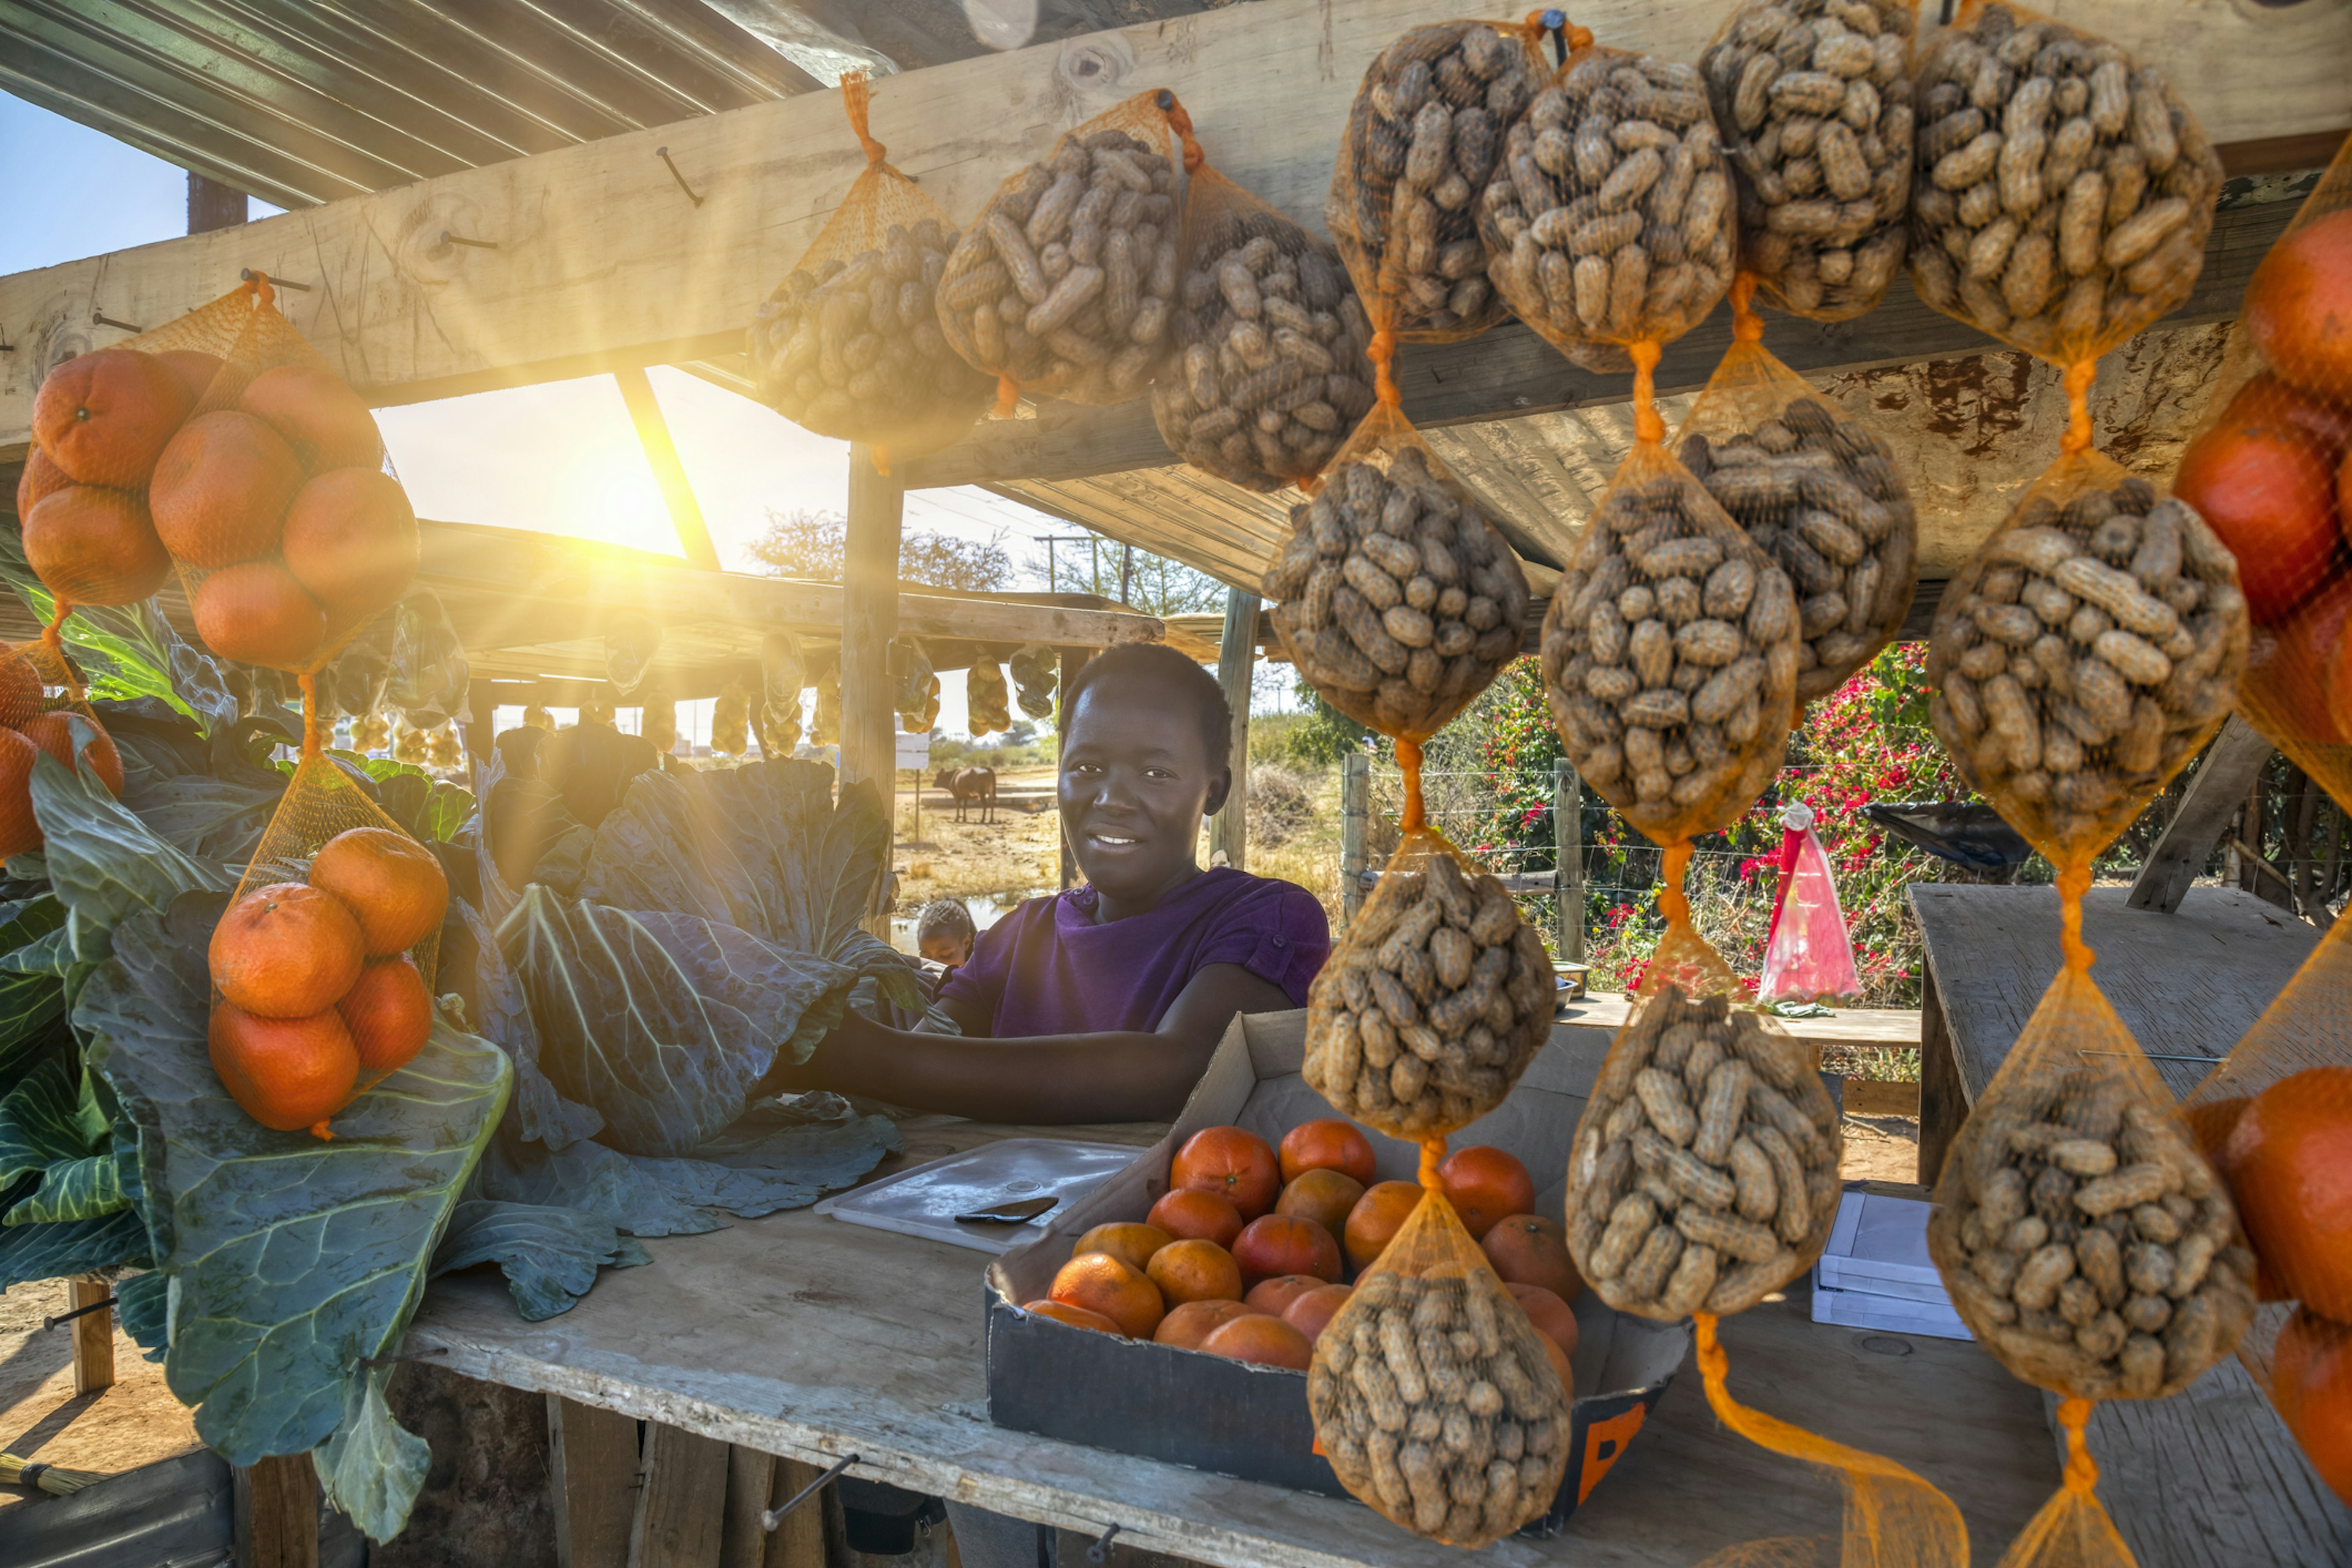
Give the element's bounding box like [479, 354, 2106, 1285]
[984, 1009, 1687, 1534]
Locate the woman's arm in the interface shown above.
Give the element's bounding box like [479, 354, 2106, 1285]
[783, 962, 1296, 1123]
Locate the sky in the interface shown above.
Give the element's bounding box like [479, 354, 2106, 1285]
[0, 91, 1295, 738]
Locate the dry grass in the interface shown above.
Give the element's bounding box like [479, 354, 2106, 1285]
[892, 765, 1063, 907]
[1244, 763, 1346, 927]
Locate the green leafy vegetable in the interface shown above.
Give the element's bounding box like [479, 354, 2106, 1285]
[430, 1200, 650, 1320]
[0, 530, 235, 731]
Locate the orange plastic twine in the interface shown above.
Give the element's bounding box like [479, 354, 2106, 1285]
[2059, 359, 2097, 457]
[843, 70, 886, 167]
[1657, 838, 1694, 932]
[1631, 338, 1665, 446]
[1397, 736, 1426, 831]
[1370, 323, 1401, 409]
[297, 670, 322, 758]
[37, 599, 79, 701]
[1730, 273, 1765, 345]
[1417, 1135, 1448, 1192]
[2057, 857, 2096, 975]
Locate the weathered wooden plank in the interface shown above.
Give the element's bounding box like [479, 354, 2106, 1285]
[549, 1393, 639, 1568]
[2127, 717, 2278, 914]
[66, 1274, 113, 1395]
[233, 1453, 321, 1568]
[840, 446, 902, 799]
[616, 367, 723, 571]
[1207, 588, 1257, 871]
[719, 1446, 775, 1568]
[632, 1422, 733, 1568]
[4, 0, 2343, 459]
[765, 1459, 830, 1568]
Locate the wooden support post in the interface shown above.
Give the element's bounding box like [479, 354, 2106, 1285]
[67, 1274, 113, 1393]
[2127, 716, 2277, 914]
[1057, 647, 1094, 891]
[718, 1446, 774, 1568]
[187, 172, 247, 234]
[467, 683, 498, 768]
[614, 366, 722, 571]
[1553, 758, 1584, 963]
[1340, 751, 1370, 932]
[233, 1453, 320, 1568]
[840, 447, 902, 797]
[548, 1394, 638, 1568]
[1207, 588, 1258, 872]
[630, 1422, 731, 1568]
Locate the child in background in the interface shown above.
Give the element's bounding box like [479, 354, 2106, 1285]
[914, 898, 976, 982]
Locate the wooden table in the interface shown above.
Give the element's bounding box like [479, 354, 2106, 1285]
[1911, 883, 2352, 1567]
[405, 1079, 2057, 1568]
[1559, 994, 1922, 1049]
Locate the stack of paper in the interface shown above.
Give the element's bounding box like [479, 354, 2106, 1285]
[1811, 1186, 1972, 1341]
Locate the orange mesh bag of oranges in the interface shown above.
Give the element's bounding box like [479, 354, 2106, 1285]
[0, 640, 128, 860]
[934, 91, 1193, 414]
[745, 72, 993, 473]
[2164, 131, 2352, 1512]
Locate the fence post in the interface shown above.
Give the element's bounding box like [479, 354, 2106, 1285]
[1340, 751, 1370, 931]
[1554, 756, 1584, 962]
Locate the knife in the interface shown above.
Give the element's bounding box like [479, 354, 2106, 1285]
[953, 1194, 1060, 1224]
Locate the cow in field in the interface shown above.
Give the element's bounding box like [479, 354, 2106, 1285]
[933, 766, 998, 824]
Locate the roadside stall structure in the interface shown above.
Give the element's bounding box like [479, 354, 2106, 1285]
[1, 0, 2351, 1563]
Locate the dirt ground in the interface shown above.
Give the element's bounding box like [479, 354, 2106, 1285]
[892, 765, 1063, 911]
[0, 1276, 198, 1512]
[1839, 1114, 1924, 1185]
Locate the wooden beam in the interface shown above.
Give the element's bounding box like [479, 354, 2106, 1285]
[3, 0, 2343, 459]
[1058, 647, 1093, 891]
[2126, 717, 2277, 914]
[233, 1454, 320, 1568]
[614, 366, 723, 570]
[67, 1274, 113, 1394]
[840, 446, 900, 796]
[548, 1393, 638, 1568]
[1207, 589, 1257, 872]
[1555, 758, 1585, 965]
[630, 1422, 731, 1568]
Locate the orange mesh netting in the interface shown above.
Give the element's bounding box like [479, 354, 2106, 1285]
[0, 639, 128, 860]
[745, 72, 992, 473]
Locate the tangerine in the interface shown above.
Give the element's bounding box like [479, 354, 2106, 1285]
[1242, 1275, 1324, 1317]
[1275, 1167, 1365, 1243]
[2173, 409, 2342, 624]
[1019, 1300, 1121, 1336]
[1343, 1180, 1422, 1272]
[309, 826, 450, 956]
[0, 730, 42, 859]
[238, 364, 383, 473]
[1482, 1214, 1583, 1302]
[209, 881, 366, 1019]
[1146, 1238, 1243, 1305]
[1278, 1118, 1378, 1186]
[17, 712, 124, 796]
[2222, 1066, 2352, 1319]
[2245, 208, 2352, 396]
[151, 349, 224, 405]
[1438, 1146, 1536, 1240]
[1200, 1314, 1314, 1370]
[208, 1002, 360, 1136]
[2274, 1307, 2352, 1505]
[32, 350, 194, 486]
[1171, 1125, 1281, 1219]
[1071, 1222, 1172, 1274]
[1280, 1282, 1352, 1342]
[2180, 1096, 2253, 1171]
[23, 487, 172, 605]
[1049, 1253, 1164, 1339]
[15, 448, 70, 518]
[339, 955, 433, 1072]
[151, 410, 306, 567]
[1538, 1328, 1575, 1401]
[0, 657, 40, 723]
[280, 468, 418, 617]
[1147, 1186, 1243, 1248]
[1153, 1299, 1259, 1349]
[1232, 1213, 1341, 1287]
[2268, 575, 2352, 744]
[1505, 1281, 1580, 1359]
[192, 560, 327, 668]
[2227, 372, 2352, 459]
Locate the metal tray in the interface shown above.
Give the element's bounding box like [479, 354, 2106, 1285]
[814, 1138, 1141, 1253]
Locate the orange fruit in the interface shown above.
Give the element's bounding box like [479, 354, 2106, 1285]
[1243, 1274, 1324, 1317]
[1019, 1300, 1121, 1335]
[1344, 1180, 1423, 1272]
[2173, 407, 2340, 625]
[0, 730, 42, 858]
[209, 881, 366, 1019]
[237, 364, 383, 473]
[1275, 1167, 1365, 1242]
[192, 560, 326, 667]
[1482, 1214, 1583, 1303]
[309, 826, 450, 956]
[279, 468, 418, 617]
[1438, 1145, 1536, 1240]
[151, 410, 304, 567]
[1071, 1222, 1172, 1274]
[338, 956, 433, 1072]
[1049, 1252, 1164, 1340]
[18, 712, 124, 797]
[1281, 1283, 1352, 1342]
[15, 448, 71, 518]
[152, 349, 224, 405]
[2180, 1096, 2253, 1172]
[1199, 1313, 1314, 1370]
[1146, 1238, 1243, 1305]
[2223, 1066, 2352, 1319]
[2246, 208, 2352, 397]
[1232, 1213, 1341, 1288]
[32, 350, 194, 486]
[1506, 1281, 1580, 1359]
[1279, 1118, 1378, 1186]
[1153, 1299, 1259, 1350]
[1172, 1125, 1281, 1219]
[1538, 1327, 1575, 1401]
[2274, 1307, 2352, 1505]
[2228, 372, 2352, 459]
[0, 658, 42, 724]
[23, 487, 172, 606]
[208, 1002, 360, 1136]
[1148, 1186, 1243, 1248]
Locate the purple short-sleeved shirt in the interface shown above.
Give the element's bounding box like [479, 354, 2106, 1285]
[937, 868, 1330, 1038]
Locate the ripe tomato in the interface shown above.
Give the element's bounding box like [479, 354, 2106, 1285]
[2173, 411, 2345, 624]
[2246, 208, 2352, 398]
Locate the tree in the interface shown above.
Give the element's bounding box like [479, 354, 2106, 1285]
[747, 507, 1015, 592]
[1040, 534, 1229, 617]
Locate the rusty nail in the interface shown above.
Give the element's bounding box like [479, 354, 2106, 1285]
[92, 312, 145, 334]
[440, 232, 500, 250]
[241, 268, 311, 291]
[656, 146, 707, 208]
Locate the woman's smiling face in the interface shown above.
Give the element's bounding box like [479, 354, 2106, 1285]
[1058, 669, 1231, 907]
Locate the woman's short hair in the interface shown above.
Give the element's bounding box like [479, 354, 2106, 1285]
[1061, 642, 1232, 772]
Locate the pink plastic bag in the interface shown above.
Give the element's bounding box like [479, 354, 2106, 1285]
[1759, 804, 1861, 1005]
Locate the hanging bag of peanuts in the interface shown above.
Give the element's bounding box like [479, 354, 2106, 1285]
[935, 91, 1192, 414]
[1327, 19, 1546, 341]
[1672, 279, 1919, 703]
[1477, 18, 1736, 374]
[747, 72, 992, 473]
[966, 656, 1012, 737]
[1699, 0, 1919, 322]
[1153, 153, 1377, 490]
[1308, 1153, 1570, 1548]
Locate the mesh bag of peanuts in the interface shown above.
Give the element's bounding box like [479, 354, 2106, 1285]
[745, 73, 992, 470]
[967, 657, 1012, 737]
[761, 631, 807, 755]
[1009, 643, 1058, 720]
[1326, 20, 1545, 342]
[1673, 285, 1918, 704]
[1306, 1171, 1569, 1546]
[1152, 160, 1378, 491]
[1300, 827, 1555, 1140]
[1262, 404, 1530, 742]
[935, 91, 1189, 411]
[1477, 23, 1735, 375]
[1698, 0, 1918, 323]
